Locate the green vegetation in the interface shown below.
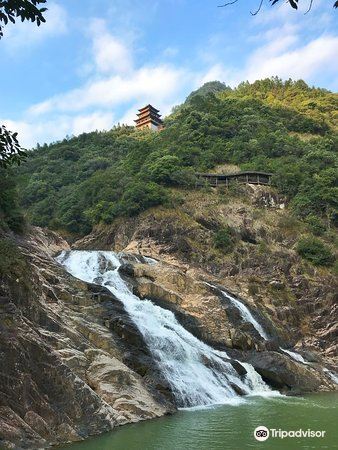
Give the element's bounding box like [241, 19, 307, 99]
[0, 169, 25, 233]
[296, 237, 335, 266]
[185, 81, 230, 103]
[0, 238, 24, 276]
[305, 215, 326, 236]
[214, 227, 235, 252]
[15, 78, 337, 239]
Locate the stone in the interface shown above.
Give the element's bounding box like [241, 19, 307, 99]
[247, 351, 328, 393]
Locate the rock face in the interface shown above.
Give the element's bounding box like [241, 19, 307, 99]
[0, 228, 174, 449]
[116, 257, 335, 393]
[119, 261, 274, 352]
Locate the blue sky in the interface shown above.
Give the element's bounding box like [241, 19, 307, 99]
[0, 0, 337, 148]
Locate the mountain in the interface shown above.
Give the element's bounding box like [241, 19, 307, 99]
[185, 80, 230, 102]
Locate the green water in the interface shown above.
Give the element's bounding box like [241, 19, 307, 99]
[59, 393, 338, 450]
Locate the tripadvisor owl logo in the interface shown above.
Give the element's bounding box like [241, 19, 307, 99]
[254, 426, 270, 441]
[253, 426, 326, 441]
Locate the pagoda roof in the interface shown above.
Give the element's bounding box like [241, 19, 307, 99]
[138, 104, 160, 113]
[137, 111, 162, 118]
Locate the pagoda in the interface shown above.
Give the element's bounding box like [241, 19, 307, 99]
[134, 104, 164, 131]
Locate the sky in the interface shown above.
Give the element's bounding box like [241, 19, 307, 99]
[0, 0, 337, 148]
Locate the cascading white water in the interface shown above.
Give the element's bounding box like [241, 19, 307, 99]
[143, 256, 158, 265]
[280, 348, 308, 364]
[205, 283, 315, 370]
[205, 282, 268, 340]
[219, 291, 314, 367]
[57, 250, 272, 407]
[323, 368, 338, 385]
[239, 362, 273, 396]
[220, 290, 269, 340]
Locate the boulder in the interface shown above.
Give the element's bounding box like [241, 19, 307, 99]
[247, 351, 328, 393]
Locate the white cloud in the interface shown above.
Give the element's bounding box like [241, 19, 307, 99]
[197, 63, 233, 86]
[246, 34, 338, 82]
[196, 30, 338, 89]
[29, 64, 189, 115]
[2, 3, 68, 50]
[4, 18, 193, 147]
[90, 19, 133, 74]
[2, 111, 114, 148]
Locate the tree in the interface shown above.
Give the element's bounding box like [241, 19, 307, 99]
[214, 227, 235, 253]
[0, 0, 47, 167]
[219, 0, 338, 14]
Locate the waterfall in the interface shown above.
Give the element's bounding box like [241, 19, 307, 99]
[57, 250, 272, 407]
[206, 283, 315, 369]
[143, 256, 158, 265]
[205, 282, 268, 340]
[280, 348, 308, 364]
[240, 362, 273, 396]
[220, 290, 268, 340]
[323, 369, 338, 385]
[219, 291, 313, 367]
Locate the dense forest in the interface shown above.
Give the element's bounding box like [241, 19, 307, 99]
[2, 78, 337, 266]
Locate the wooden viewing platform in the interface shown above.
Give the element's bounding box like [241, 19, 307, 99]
[196, 171, 273, 187]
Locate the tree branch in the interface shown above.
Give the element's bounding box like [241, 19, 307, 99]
[251, 0, 265, 15]
[304, 0, 314, 14]
[218, 0, 239, 7]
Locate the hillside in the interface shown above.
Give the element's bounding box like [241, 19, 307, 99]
[14, 78, 337, 241]
[11, 78, 337, 278]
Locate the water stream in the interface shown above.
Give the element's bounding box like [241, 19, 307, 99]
[55, 250, 337, 450]
[207, 282, 330, 372]
[219, 288, 268, 340]
[58, 392, 338, 450]
[280, 348, 308, 364]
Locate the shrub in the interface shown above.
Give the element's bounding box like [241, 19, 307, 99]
[120, 181, 168, 216]
[146, 155, 181, 184]
[214, 226, 235, 252]
[0, 169, 25, 233]
[296, 237, 335, 266]
[248, 283, 259, 296]
[305, 215, 326, 236]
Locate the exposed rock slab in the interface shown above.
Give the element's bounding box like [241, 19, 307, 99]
[0, 228, 174, 449]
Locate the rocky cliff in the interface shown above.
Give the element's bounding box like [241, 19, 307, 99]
[0, 228, 174, 449]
